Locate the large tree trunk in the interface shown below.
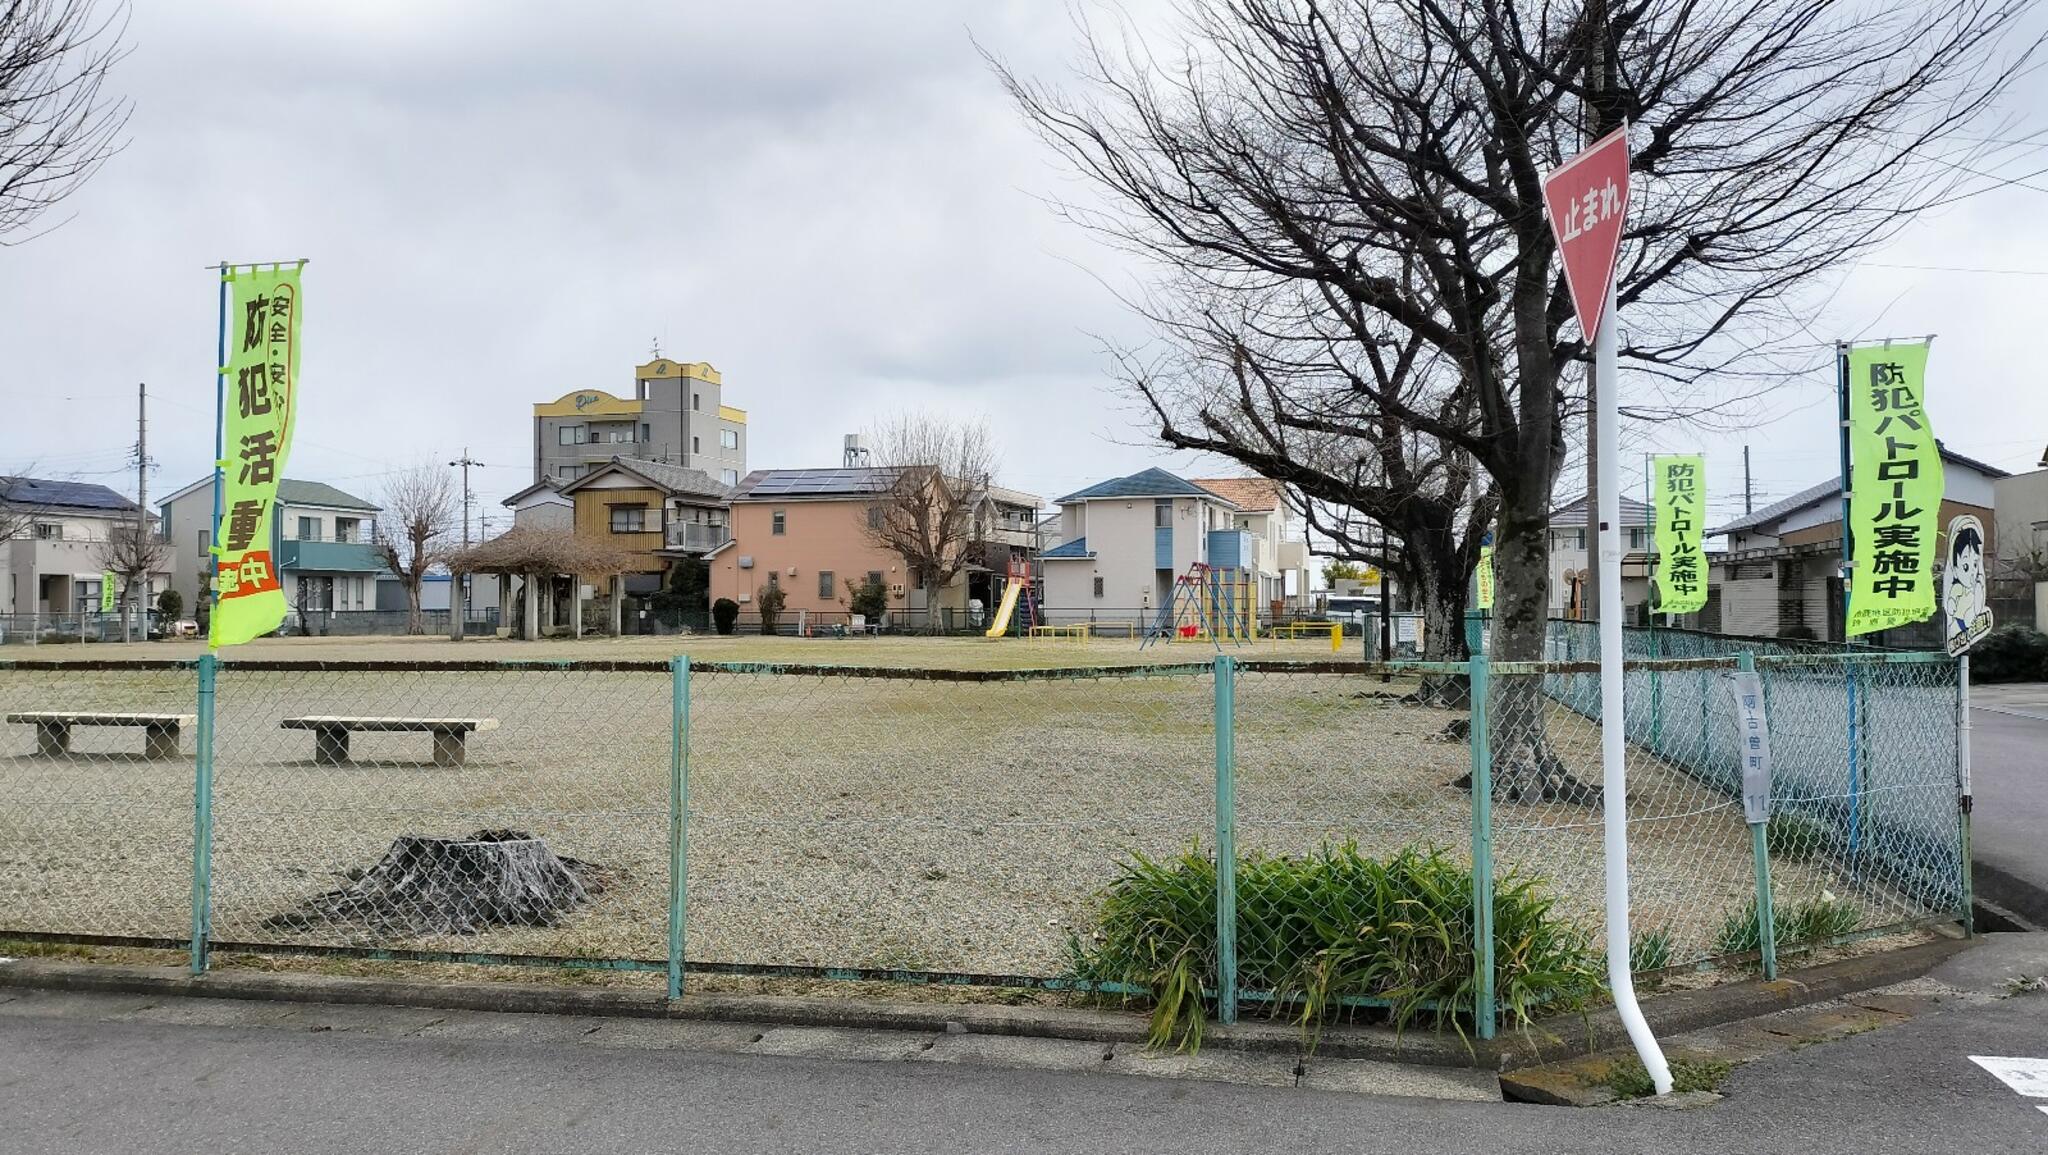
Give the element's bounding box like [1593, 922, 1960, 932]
[406, 579, 424, 635]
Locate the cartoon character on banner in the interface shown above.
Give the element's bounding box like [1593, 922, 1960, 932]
[1943, 514, 1993, 657]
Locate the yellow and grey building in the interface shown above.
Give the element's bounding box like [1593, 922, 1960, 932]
[532, 358, 747, 487]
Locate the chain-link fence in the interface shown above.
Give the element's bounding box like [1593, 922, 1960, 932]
[0, 637, 1968, 1037]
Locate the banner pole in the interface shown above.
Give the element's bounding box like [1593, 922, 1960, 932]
[209, 262, 229, 640]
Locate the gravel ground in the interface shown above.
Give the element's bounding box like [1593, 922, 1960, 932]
[0, 647, 1937, 994]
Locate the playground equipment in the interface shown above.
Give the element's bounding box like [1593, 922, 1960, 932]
[1027, 623, 1089, 642]
[1269, 620, 1343, 653]
[1140, 561, 1256, 650]
[983, 559, 1040, 639]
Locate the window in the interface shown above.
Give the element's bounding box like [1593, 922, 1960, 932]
[197, 529, 210, 555]
[556, 464, 583, 481]
[1575, 528, 1586, 550]
[335, 518, 359, 544]
[34, 522, 61, 541]
[771, 509, 786, 536]
[866, 506, 883, 530]
[1629, 527, 1646, 550]
[692, 393, 701, 411]
[766, 571, 779, 589]
[866, 570, 883, 589]
[720, 429, 739, 451]
[720, 469, 738, 486]
[818, 569, 835, 600]
[611, 426, 634, 444]
[609, 505, 647, 533]
[297, 516, 317, 541]
[1093, 575, 1104, 598]
[641, 423, 651, 443]
[692, 436, 700, 454]
[558, 424, 586, 446]
[1154, 499, 1173, 528]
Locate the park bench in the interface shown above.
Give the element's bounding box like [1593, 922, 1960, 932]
[7, 712, 196, 759]
[280, 716, 499, 767]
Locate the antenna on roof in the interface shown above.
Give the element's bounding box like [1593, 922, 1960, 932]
[650, 337, 662, 359]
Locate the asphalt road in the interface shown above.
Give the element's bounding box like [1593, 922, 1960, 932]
[1970, 684, 2048, 924]
[2, 988, 2043, 1155]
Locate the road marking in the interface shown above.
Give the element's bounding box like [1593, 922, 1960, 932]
[1969, 1055, 2048, 1098]
[1973, 704, 2048, 723]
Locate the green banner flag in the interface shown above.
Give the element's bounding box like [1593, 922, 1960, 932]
[1652, 454, 1707, 614]
[1846, 341, 1942, 638]
[1476, 545, 1494, 610]
[99, 571, 116, 614]
[211, 264, 303, 649]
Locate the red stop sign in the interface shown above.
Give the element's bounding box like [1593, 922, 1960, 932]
[1543, 125, 1631, 340]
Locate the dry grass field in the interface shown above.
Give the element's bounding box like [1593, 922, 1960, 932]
[0, 631, 1911, 991]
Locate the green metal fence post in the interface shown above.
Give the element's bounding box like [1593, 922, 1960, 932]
[1468, 644, 1496, 1039]
[668, 655, 690, 1000]
[1740, 651, 1778, 980]
[1649, 619, 1663, 757]
[190, 655, 216, 975]
[1213, 654, 1238, 1026]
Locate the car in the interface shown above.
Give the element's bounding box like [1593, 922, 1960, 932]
[1323, 595, 1381, 630]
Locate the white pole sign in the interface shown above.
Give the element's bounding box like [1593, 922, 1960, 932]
[1726, 671, 1772, 824]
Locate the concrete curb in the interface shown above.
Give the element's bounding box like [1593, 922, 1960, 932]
[0, 934, 1975, 1072]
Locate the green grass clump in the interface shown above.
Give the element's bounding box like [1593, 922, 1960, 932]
[1714, 894, 1861, 957]
[1604, 1057, 1731, 1099]
[1764, 813, 1834, 863]
[1065, 843, 1600, 1051]
[1630, 927, 1675, 976]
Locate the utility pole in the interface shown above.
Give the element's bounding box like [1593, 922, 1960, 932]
[448, 449, 484, 548]
[1743, 445, 1753, 515]
[131, 382, 150, 643]
[449, 450, 484, 624]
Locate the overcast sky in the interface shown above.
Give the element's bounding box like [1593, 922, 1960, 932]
[5, 1, 2046, 537]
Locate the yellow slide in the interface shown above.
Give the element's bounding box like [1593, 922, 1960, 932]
[984, 581, 1023, 638]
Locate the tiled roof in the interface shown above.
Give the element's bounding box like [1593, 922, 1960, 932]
[1055, 468, 1227, 505]
[1040, 536, 1092, 559]
[278, 480, 380, 511]
[1550, 494, 1652, 527]
[0, 477, 138, 514]
[1193, 477, 1282, 512]
[583, 457, 734, 501]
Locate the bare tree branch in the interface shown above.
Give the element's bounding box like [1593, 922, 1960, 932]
[859, 414, 999, 630]
[0, 0, 131, 245]
[375, 463, 459, 636]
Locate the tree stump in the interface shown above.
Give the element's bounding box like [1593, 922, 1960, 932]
[267, 829, 606, 937]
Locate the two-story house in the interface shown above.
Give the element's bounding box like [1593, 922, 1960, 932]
[1039, 468, 1258, 629]
[1192, 477, 1312, 614]
[561, 457, 735, 606]
[1706, 444, 2005, 644]
[159, 477, 385, 619]
[1546, 494, 1654, 618]
[2, 477, 169, 632]
[708, 467, 1042, 626]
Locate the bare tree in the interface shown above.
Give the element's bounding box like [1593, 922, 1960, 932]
[998, 0, 2037, 670]
[860, 414, 998, 630]
[1, 0, 131, 245]
[375, 464, 459, 635]
[92, 520, 161, 642]
[0, 471, 40, 545]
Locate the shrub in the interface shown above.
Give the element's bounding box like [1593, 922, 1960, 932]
[1066, 843, 1599, 1052]
[1970, 625, 2048, 683]
[155, 588, 184, 622]
[755, 583, 787, 635]
[652, 559, 710, 626]
[1764, 812, 1834, 863]
[711, 598, 740, 635]
[1715, 893, 1859, 957]
[843, 575, 888, 622]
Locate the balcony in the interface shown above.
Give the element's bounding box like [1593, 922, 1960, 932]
[277, 538, 385, 573]
[664, 522, 731, 553]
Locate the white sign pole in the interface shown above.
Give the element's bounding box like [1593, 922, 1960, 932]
[1594, 274, 1674, 1095]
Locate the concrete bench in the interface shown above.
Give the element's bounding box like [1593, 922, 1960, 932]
[7, 712, 196, 759]
[280, 716, 499, 767]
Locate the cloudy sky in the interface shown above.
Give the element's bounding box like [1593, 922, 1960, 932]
[5, 1, 2046, 538]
